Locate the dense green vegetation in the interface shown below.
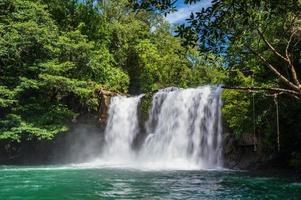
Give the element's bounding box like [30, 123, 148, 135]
[1, 0, 301, 167]
[0, 0, 223, 142]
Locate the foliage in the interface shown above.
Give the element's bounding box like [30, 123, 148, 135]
[0, 0, 129, 141]
[1, 0, 224, 142]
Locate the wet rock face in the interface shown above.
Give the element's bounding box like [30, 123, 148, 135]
[98, 89, 118, 123]
[99, 94, 111, 123]
[222, 129, 275, 170]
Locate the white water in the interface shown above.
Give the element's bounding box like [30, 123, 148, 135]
[88, 86, 223, 170]
[140, 86, 223, 169]
[97, 95, 143, 166]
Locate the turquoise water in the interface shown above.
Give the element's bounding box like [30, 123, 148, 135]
[0, 166, 300, 199]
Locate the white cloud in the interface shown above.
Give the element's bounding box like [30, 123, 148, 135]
[165, 0, 212, 24]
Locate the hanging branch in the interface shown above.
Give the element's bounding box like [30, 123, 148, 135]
[251, 75, 257, 152]
[273, 94, 280, 152]
[223, 86, 284, 153]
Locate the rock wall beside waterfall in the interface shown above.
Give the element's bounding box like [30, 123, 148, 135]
[222, 127, 280, 170]
[98, 89, 119, 123]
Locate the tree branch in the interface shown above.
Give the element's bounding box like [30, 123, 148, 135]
[247, 46, 300, 92]
[222, 86, 300, 96]
[257, 29, 288, 62]
[257, 28, 301, 87]
[285, 29, 300, 86]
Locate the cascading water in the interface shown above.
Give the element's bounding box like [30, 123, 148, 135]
[88, 86, 223, 170]
[140, 86, 223, 169]
[99, 95, 143, 166]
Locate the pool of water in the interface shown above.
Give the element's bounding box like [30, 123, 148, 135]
[0, 166, 300, 199]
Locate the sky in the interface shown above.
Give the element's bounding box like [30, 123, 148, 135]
[165, 0, 212, 24]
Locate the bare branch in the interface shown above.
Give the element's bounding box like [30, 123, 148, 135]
[285, 29, 297, 64]
[257, 29, 288, 62]
[257, 28, 300, 87]
[247, 46, 300, 92]
[285, 29, 300, 86]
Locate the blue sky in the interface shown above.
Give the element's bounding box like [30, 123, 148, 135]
[165, 0, 212, 24]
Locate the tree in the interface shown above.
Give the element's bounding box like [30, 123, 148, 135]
[98, 0, 197, 93]
[0, 0, 129, 141]
[132, 0, 301, 96]
[176, 0, 301, 97]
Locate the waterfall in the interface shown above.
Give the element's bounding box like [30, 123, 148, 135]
[140, 86, 223, 169]
[88, 86, 223, 170]
[100, 95, 143, 165]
